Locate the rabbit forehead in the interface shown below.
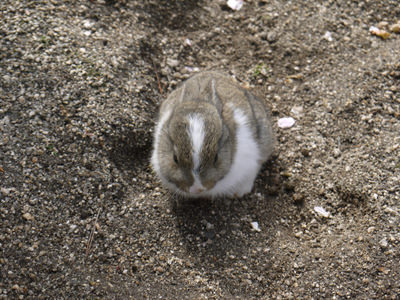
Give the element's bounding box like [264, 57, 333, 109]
[188, 113, 222, 169]
[169, 111, 221, 166]
[187, 114, 205, 170]
[171, 101, 222, 139]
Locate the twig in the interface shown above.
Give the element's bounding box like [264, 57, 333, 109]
[85, 208, 101, 259]
[152, 60, 164, 95]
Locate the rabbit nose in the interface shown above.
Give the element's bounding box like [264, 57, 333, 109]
[189, 186, 205, 194]
[190, 171, 206, 194]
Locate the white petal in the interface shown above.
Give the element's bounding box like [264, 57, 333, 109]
[227, 0, 244, 11]
[251, 221, 261, 232]
[314, 206, 330, 218]
[323, 31, 333, 42]
[278, 117, 295, 128]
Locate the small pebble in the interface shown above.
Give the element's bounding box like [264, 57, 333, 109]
[22, 213, 34, 221]
[266, 31, 278, 42]
[154, 266, 165, 273]
[301, 148, 310, 157]
[377, 21, 389, 29]
[333, 148, 341, 158]
[290, 106, 304, 118]
[166, 58, 179, 68]
[389, 23, 400, 33]
[379, 238, 388, 248]
[294, 232, 302, 238]
[83, 20, 95, 29]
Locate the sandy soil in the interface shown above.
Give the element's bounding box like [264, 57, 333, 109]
[1, 0, 399, 298]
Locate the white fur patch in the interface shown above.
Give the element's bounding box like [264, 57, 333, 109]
[187, 114, 205, 170]
[207, 108, 261, 197]
[187, 114, 206, 193]
[151, 109, 172, 178]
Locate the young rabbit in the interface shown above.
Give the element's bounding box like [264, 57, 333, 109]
[151, 71, 274, 198]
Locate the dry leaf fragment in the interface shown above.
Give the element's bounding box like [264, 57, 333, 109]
[369, 26, 391, 39]
[378, 266, 390, 274]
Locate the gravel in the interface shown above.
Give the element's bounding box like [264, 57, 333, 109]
[1, 0, 399, 298]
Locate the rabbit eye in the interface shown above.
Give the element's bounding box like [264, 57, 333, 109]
[173, 154, 178, 164]
[214, 153, 218, 165]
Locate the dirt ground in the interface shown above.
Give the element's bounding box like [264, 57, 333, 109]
[1, 0, 399, 298]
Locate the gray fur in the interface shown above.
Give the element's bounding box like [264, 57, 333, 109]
[152, 71, 275, 197]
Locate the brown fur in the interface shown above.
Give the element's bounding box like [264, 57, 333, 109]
[153, 71, 274, 196]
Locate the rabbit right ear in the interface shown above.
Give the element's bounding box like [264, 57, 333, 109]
[219, 123, 230, 147]
[210, 79, 223, 113]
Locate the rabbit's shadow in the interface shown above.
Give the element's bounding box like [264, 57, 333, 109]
[172, 158, 292, 269]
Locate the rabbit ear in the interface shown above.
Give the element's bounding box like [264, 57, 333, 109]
[210, 79, 222, 113]
[179, 83, 187, 103]
[218, 124, 230, 148]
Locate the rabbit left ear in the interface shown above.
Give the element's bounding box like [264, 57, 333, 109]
[179, 83, 187, 103]
[210, 79, 222, 113]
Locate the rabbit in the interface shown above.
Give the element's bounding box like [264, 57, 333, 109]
[151, 71, 274, 198]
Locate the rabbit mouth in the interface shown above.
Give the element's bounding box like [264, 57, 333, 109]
[189, 186, 207, 195]
[177, 186, 210, 198]
[188, 173, 207, 195]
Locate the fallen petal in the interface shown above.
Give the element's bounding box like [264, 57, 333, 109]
[323, 31, 333, 42]
[314, 206, 330, 218]
[184, 38, 192, 46]
[250, 221, 261, 232]
[278, 117, 295, 128]
[227, 0, 244, 11]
